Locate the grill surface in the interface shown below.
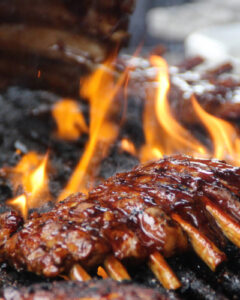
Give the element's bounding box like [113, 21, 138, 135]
[0, 85, 239, 300]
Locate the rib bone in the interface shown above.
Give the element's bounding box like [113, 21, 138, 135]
[203, 197, 240, 248]
[148, 251, 181, 290]
[104, 255, 131, 281]
[69, 264, 91, 281]
[172, 213, 226, 271]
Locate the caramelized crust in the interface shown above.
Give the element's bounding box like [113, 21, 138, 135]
[0, 210, 23, 249]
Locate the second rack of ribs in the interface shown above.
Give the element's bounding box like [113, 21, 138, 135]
[1, 155, 240, 283]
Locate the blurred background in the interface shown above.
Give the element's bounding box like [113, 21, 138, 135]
[128, 0, 240, 66]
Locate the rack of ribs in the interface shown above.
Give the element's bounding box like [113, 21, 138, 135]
[0, 0, 135, 94]
[1, 155, 240, 290]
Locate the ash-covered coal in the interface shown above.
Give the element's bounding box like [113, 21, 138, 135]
[0, 86, 140, 201]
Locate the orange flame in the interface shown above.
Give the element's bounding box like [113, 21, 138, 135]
[140, 54, 240, 166]
[6, 54, 240, 217]
[7, 194, 28, 220]
[37, 70, 41, 79]
[59, 60, 126, 200]
[52, 99, 88, 141]
[120, 138, 137, 156]
[6, 152, 50, 218]
[140, 81, 163, 163]
[192, 96, 240, 165]
[97, 266, 109, 279]
[141, 56, 206, 163]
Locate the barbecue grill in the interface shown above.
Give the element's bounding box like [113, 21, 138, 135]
[0, 1, 240, 300]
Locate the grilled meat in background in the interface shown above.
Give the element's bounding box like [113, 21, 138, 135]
[0, 0, 135, 95]
[0, 0, 240, 123]
[169, 59, 240, 124]
[118, 55, 240, 123]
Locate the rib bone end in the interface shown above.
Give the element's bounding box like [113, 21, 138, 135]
[203, 197, 240, 248]
[148, 251, 181, 290]
[104, 255, 131, 281]
[69, 264, 91, 281]
[172, 213, 226, 271]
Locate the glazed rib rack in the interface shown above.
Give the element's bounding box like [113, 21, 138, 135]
[1, 152, 240, 299]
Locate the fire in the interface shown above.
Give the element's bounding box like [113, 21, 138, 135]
[192, 96, 240, 165]
[5, 53, 240, 217]
[57, 54, 240, 201]
[141, 56, 206, 162]
[7, 194, 28, 220]
[6, 151, 50, 218]
[97, 266, 109, 279]
[120, 138, 137, 156]
[59, 60, 126, 200]
[52, 99, 88, 141]
[140, 81, 163, 163]
[141, 54, 240, 166]
[37, 70, 41, 78]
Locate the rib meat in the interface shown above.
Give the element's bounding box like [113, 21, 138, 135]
[0, 0, 135, 95]
[0, 0, 134, 45]
[2, 279, 170, 300]
[0, 211, 23, 248]
[2, 155, 240, 279]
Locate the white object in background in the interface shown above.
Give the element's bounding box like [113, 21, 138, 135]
[146, 2, 234, 41]
[185, 23, 240, 71]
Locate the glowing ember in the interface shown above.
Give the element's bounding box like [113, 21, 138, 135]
[5, 151, 50, 218]
[52, 99, 88, 141]
[120, 138, 137, 156]
[59, 61, 126, 200]
[7, 194, 28, 220]
[192, 96, 240, 165]
[37, 70, 41, 79]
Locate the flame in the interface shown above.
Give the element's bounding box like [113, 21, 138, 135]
[52, 99, 88, 141]
[6, 152, 50, 218]
[97, 266, 109, 279]
[7, 194, 28, 220]
[120, 138, 137, 156]
[192, 96, 240, 165]
[140, 81, 163, 163]
[141, 56, 206, 162]
[141, 55, 240, 165]
[59, 60, 126, 200]
[6, 53, 240, 218]
[27, 153, 49, 205]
